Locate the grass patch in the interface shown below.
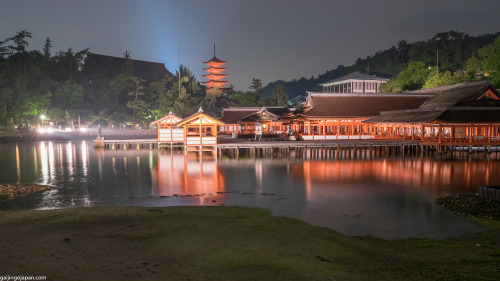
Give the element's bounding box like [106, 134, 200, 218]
[0, 205, 499, 280]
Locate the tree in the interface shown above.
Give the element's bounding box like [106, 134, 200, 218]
[173, 86, 196, 117]
[127, 77, 146, 118]
[379, 61, 433, 92]
[409, 42, 433, 65]
[397, 40, 409, 62]
[478, 35, 500, 87]
[0, 40, 8, 58]
[203, 87, 223, 117]
[43, 37, 52, 59]
[248, 78, 267, 106]
[464, 54, 481, 78]
[148, 74, 175, 117]
[51, 48, 89, 82]
[6, 30, 32, 54]
[422, 70, 469, 89]
[249, 78, 263, 91]
[52, 79, 84, 109]
[270, 84, 288, 106]
[229, 91, 255, 106]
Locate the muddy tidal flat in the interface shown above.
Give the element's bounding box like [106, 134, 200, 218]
[0, 184, 51, 202]
[0, 205, 499, 281]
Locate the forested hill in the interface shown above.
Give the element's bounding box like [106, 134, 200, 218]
[263, 31, 500, 99]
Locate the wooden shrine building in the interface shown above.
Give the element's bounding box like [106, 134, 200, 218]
[220, 107, 293, 136]
[151, 112, 183, 144]
[297, 92, 432, 140]
[365, 81, 500, 146]
[150, 108, 225, 150]
[176, 108, 225, 149]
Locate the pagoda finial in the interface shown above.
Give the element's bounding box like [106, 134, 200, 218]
[198, 107, 203, 113]
[213, 43, 216, 57]
[169, 110, 173, 115]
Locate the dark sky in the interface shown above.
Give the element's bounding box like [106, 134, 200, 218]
[2, 0, 500, 91]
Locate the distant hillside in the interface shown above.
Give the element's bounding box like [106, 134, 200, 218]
[264, 31, 500, 99]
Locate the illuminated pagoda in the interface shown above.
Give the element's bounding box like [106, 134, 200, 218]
[203, 44, 228, 92]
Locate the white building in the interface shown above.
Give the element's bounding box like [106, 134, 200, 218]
[319, 72, 389, 93]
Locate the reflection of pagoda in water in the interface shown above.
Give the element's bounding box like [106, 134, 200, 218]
[202, 45, 228, 92]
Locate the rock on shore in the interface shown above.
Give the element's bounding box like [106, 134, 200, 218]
[0, 184, 51, 201]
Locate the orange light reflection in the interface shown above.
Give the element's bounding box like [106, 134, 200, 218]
[153, 151, 225, 197]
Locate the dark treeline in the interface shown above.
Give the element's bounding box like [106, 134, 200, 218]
[0, 30, 289, 131]
[264, 30, 500, 98]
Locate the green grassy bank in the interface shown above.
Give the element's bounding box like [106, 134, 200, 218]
[0, 203, 499, 280]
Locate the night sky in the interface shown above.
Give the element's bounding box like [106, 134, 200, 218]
[2, 0, 500, 91]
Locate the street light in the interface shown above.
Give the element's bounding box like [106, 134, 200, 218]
[38, 114, 46, 133]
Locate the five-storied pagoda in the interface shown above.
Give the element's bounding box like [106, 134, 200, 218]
[203, 45, 228, 92]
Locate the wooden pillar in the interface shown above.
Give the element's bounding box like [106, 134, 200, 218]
[469, 126, 473, 144]
[336, 121, 339, 140]
[199, 121, 202, 148]
[438, 123, 442, 144]
[170, 124, 173, 143]
[488, 124, 492, 144]
[322, 120, 326, 140]
[214, 124, 218, 145]
[183, 125, 187, 146]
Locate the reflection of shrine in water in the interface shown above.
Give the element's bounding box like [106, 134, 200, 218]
[287, 158, 499, 238]
[152, 151, 225, 198]
[293, 158, 500, 197]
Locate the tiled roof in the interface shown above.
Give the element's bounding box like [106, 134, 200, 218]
[409, 81, 494, 109]
[364, 110, 445, 123]
[221, 107, 290, 123]
[85, 53, 174, 81]
[365, 81, 500, 123]
[203, 56, 226, 64]
[365, 108, 500, 123]
[300, 93, 431, 118]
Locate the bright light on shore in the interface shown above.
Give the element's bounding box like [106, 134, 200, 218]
[38, 127, 53, 133]
[80, 127, 87, 132]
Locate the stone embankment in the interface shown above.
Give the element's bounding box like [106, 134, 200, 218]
[0, 184, 52, 201]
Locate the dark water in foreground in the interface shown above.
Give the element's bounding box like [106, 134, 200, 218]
[1, 141, 499, 239]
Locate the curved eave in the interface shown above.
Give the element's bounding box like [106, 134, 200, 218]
[202, 74, 228, 78]
[203, 56, 226, 64]
[203, 67, 227, 71]
[298, 114, 371, 120]
[203, 81, 229, 85]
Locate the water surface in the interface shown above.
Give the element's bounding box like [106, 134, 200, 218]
[1, 141, 499, 239]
